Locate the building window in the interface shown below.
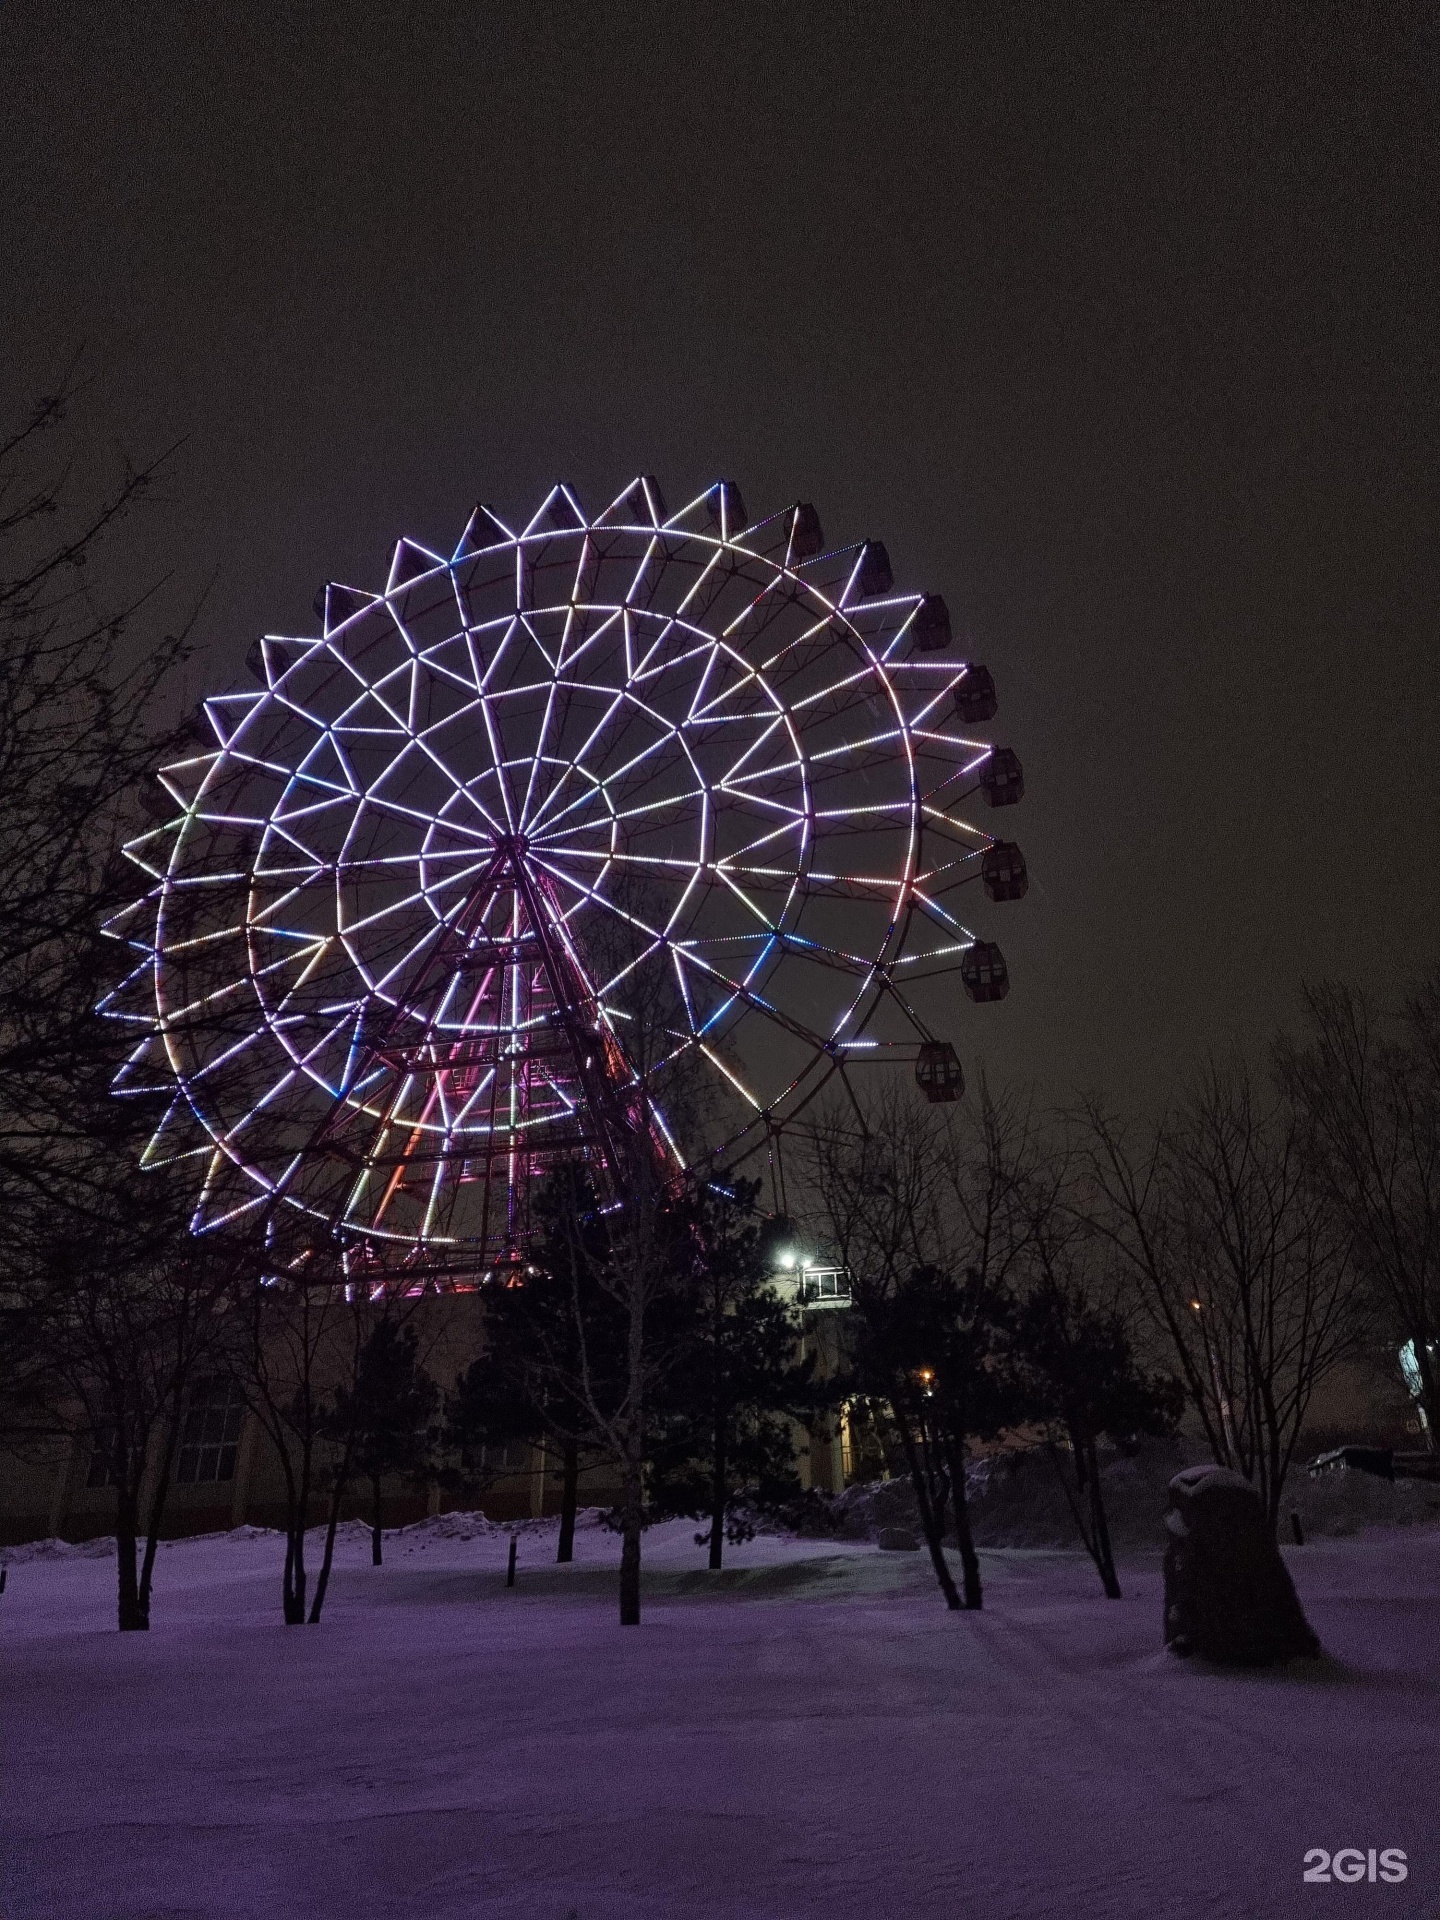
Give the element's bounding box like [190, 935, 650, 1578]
[176, 1377, 246, 1484]
[797, 1267, 853, 1308]
[481, 1439, 531, 1474]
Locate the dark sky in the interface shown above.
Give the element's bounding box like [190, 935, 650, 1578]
[4, 2, 1437, 1110]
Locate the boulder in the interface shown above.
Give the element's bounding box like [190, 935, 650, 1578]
[877, 1526, 920, 1552]
[1163, 1465, 1320, 1666]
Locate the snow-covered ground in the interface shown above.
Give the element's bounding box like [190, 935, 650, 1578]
[3, 1515, 1437, 1919]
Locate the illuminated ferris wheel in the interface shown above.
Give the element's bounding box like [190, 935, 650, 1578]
[106, 478, 1027, 1280]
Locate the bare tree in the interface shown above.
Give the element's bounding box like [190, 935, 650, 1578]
[1277, 975, 1440, 1444]
[1011, 1164, 1182, 1597]
[536, 881, 718, 1626]
[0, 379, 191, 1240]
[228, 1228, 357, 1625]
[30, 1146, 243, 1629]
[802, 1082, 1030, 1609]
[306, 1287, 436, 1617]
[1079, 1063, 1359, 1528]
[0, 378, 220, 1627]
[535, 1145, 700, 1625]
[447, 882, 713, 1626]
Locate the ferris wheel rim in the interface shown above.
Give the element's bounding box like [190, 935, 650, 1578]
[107, 477, 1016, 1259]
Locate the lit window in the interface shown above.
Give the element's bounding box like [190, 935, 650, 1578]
[176, 1377, 247, 1484]
[797, 1268, 853, 1306]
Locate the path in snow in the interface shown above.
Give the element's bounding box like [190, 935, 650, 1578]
[2, 1516, 1437, 1919]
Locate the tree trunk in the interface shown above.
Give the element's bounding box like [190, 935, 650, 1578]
[309, 1435, 357, 1623]
[708, 1408, 726, 1572]
[309, 1506, 340, 1621]
[1054, 1432, 1123, 1601]
[894, 1416, 961, 1610]
[138, 1407, 183, 1626]
[115, 1483, 146, 1632]
[619, 1445, 643, 1626]
[556, 1437, 579, 1563]
[283, 1525, 307, 1624]
[945, 1437, 983, 1609]
[282, 1436, 311, 1625]
[1084, 1437, 1122, 1599]
[371, 1472, 384, 1566]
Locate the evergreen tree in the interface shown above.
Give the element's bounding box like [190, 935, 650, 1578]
[852, 1262, 1018, 1609]
[337, 1320, 440, 1567]
[647, 1182, 817, 1570]
[449, 1164, 627, 1562]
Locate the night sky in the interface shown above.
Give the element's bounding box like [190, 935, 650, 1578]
[4, 3, 1436, 1110]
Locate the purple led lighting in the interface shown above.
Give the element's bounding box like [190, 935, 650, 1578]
[103, 478, 1016, 1282]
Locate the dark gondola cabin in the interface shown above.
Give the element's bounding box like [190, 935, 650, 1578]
[915, 1040, 965, 1102]
[790, 502, 824, 560]
[961, 941, 1010, 1002]
[910, 594, 952, 651]
[956, 663, 997, 722]
[854, 540, 894, 597]
[979, 747, 1024, 807]
[314, 581, 373, 627]
[981, 840, 1028, 902]
[709, 480, 749, 537]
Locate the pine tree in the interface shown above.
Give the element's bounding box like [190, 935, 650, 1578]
[449, 1165, 627, 1562]
[851, 1262, 1018, 1609]
[648, 1182, 817, 1569]
[339, 1321, 440, 1567]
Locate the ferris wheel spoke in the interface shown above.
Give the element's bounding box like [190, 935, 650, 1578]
[556, 601, 628, 677]
[714, 812, 809, 871]
[531, 751, 704, 843]
[629, 628, 718, 695]
[665, 543, 729, 624]
[565, 689, 707, 792]
[920, 859, 990, 901]
[786, 661, 889, 713]
[410, 632, 487, 698]
[713, 784, 806, 833]
[682, 638, 732, 725]
[696, 1040, 764, 1112]
[470, 614, 525, 697]
[267, 757, 357, 808]
[514, 687, 637, 837]
[516, 671, 573, 826]
[528, 669, 754, 836]
[665, 938, 846, 1049]
[548, 784, 705, 843]
[705, 718, 793, 792]
[337, 868, 467, 942]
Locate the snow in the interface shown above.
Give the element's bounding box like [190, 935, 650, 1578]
[3, 1515, 1438, 1919]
